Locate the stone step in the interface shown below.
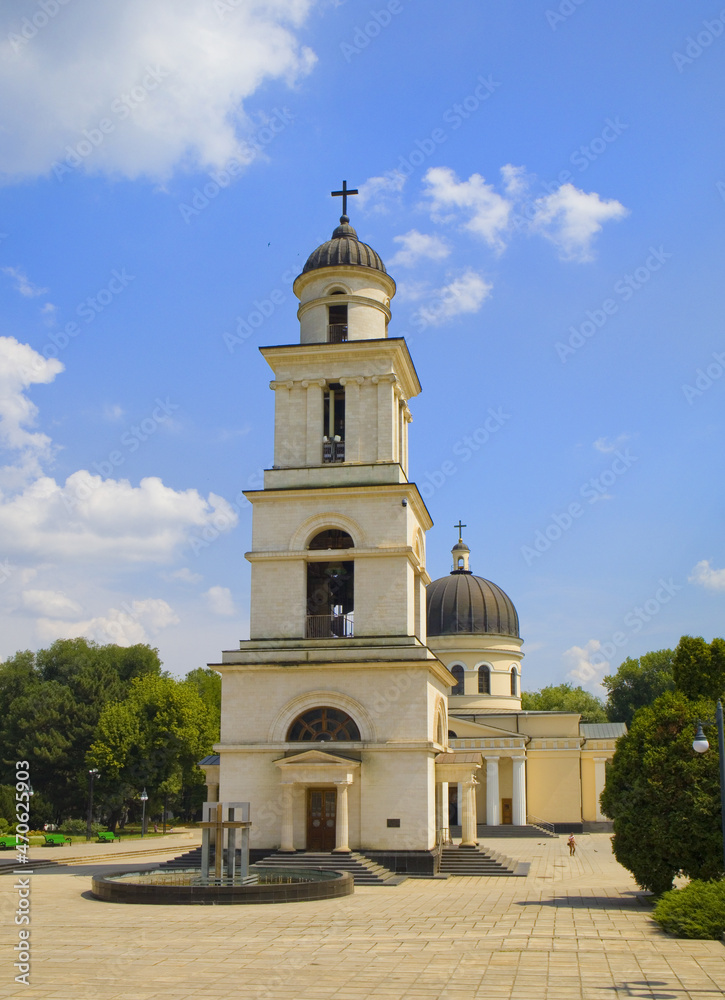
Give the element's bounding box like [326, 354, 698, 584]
[439, 845, 529, 877]
[255, 851, 404, 886]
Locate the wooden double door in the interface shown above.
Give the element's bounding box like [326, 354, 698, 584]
[307, 788, 337, 851]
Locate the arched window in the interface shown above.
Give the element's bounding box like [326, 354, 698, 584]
[307, 531, 354, 637]
[478, 665, 491, 695]
[510, 667, 518, 697]
[447, 730, 458, 740]
[308, 530, 353, 550]
[450, 664, 464, 696]
[287, 707, 361, 742]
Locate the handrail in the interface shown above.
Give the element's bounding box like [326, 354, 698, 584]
[527, 814, 556, 835]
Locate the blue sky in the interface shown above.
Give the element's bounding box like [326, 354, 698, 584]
[0, 0, 723, 692]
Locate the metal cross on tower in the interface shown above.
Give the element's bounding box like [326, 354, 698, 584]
[331, 180, 358, 217]
[454, 520, 467, 540]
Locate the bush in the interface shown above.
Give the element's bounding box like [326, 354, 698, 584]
[58, 819, 103, 836]
[653, 879, 725, 939]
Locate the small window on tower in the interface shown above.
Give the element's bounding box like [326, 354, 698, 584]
[328, 303, 348, 342]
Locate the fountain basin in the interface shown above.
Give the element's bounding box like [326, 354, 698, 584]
[90, 865, 353, 904]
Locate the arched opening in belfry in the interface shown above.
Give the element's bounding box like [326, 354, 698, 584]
[322, 382, 345, 462]
[306, 530, 354, 637]
[327, 300, 348, 342]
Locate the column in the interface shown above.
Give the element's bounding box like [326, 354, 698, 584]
[594, 758, 608, 822]
[439, 780, 450, 843]
[512, 756, 527, 826]
[272, 381, 291, 466]
[333, 781, 351, 853]
[461, 779, 478, 846]
[485, 756, 500, 826]
[340, 377, 362, 463]
[374, 375, 397, 462]
[305, 380, 325, 465]
[279, 782, 295, 852]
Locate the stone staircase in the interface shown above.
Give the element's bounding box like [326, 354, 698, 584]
[451, 823, 558, 839]
[254, 850, 406, 886]
[438, 844, 529, 877]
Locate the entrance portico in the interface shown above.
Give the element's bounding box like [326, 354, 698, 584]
[275, 749, 359, 853]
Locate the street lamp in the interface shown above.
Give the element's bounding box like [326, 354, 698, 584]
[86, 769, 100, 842]
[692, 698, 725, 870]
[140, 788, 148, 838]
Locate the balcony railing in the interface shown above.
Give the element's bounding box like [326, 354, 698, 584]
[328, 324, 348, 343]
[306, 613, 354, 638]
[322, 439, 345, 463]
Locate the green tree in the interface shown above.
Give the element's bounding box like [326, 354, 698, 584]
[602, 649, 675, 726]
[521, 683, 607, 723]
[89, 674, 217, 828]
[184, 667, 221, 740]
[0, 638, 162, 821]
[600, 690, 723, 895]
[673, 635, 725, 701]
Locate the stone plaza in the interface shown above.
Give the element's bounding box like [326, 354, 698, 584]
[2, 833, 724, 999]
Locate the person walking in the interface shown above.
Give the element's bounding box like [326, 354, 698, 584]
[567, 834, 576, 856]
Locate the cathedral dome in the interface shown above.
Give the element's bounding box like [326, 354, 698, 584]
[302, 217, 388, 275]
[426, 535, 520, 638]
[427, 573, 520, 638]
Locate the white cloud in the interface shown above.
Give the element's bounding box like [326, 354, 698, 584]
[593, 433, 631, 453]
[22, 589, 83, 619]
[0, 0, 317, 182]
[689, 560, 725, 591]
[415, 269, 492, 327]
[1, 266, 48, 297]
[530, 184, 629, 262]
[205, 585, 236, 616]
[423, 166, 512, 252]
[0, 337, 238, 566]
[564, 638, 608, 689]
[163, 567, 203, 585]
[36, 598, 179, 646]
[103, 404, 125, 422]
[0, 336, 63, 487]
[0, 473, 237, 563]
[356, 170, 406, 213]
[388, 230, 451, 269]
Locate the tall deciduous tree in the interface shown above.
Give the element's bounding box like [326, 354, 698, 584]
[600, 690, 723, 895]
[0, 638, 162, 820]
[673, 635, 725, 701]
[89, 674, 217, 827]
[521, 683, 607, 723]
[602, 649, 674, 726]
[184, 667, 221, 740]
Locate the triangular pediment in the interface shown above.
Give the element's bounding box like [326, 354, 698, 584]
[275, 749, 361, 768]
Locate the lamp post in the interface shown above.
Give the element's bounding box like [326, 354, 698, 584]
[86, 769, 99, 842]
[140, 788, 148, 838]
[692, 698, 725, 871]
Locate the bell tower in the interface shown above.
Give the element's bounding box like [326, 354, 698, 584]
[210, 185, 454, 864]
